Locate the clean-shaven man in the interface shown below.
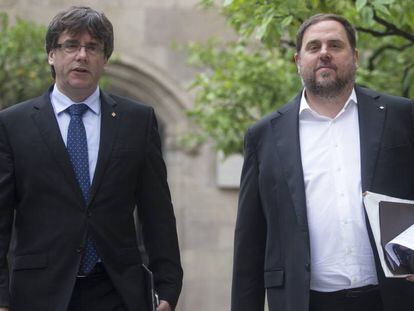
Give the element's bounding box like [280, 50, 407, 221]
[0, 6, 182, 311]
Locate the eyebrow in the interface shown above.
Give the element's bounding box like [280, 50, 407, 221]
[62, 38, 99, 44]
[304, 39, 346, 48]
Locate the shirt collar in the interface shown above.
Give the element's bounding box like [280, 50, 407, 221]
[299, 88, 357, 120]
[51, 85, 101, 115]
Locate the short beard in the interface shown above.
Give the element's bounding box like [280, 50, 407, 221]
[301, 67, 356, 99]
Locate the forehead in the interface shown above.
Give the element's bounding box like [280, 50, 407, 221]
[302, 20, 350, 46]
[58, 30, 99, 43]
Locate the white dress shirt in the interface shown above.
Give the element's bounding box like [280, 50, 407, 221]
[299, 88, 378, 292]
[50, 85, 101, 183]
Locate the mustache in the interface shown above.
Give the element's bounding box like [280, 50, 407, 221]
[314, 63, 337, 72]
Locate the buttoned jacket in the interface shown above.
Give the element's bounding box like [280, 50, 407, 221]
[0, 88, 183, 311]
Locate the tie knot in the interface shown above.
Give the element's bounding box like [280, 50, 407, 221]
[68, 103, 89, 117]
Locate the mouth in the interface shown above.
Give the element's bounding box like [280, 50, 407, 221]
[315, 64, 336, 72]
[72, 67, 90, 74]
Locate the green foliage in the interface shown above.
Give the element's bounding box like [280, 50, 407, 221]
[0, 12, 51, 108]
[186, 0, 414, 155]
[186, 40, 299, 154]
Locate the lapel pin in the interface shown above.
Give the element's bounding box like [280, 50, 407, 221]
[111, 112, 116, 117]
[379, 106, 385, 110]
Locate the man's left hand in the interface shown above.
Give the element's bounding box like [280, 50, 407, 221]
[156, 300, 172, 311]
[406, 275, 414, 282]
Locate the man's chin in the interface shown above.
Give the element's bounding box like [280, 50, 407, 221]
[315, 76, 336, 87]
[308, 81, 346, 98]
[317, 68, 335, 77]
[68, 80, 95, 90]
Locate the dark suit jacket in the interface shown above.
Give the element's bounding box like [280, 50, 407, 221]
[0, 88, 183, 311]
[231, 85, 414, 311]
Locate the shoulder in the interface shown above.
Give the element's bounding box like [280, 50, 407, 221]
[0, 95, 44, 123]
[103, 92, 153, 113]
[356, 85, 413, 107]
[242, 92, 300, 156]
[248, 92, 300, 136]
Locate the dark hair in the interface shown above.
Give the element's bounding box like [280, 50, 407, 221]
[296, 13, 357, 53]
[45, 6, 114, 78]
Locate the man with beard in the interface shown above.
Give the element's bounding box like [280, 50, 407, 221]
[231, 13, 414, 311]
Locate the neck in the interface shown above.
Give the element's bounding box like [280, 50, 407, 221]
[55, 83, 97, 103]
[305, 84, 353, 119]
[69, 93, 91, 103]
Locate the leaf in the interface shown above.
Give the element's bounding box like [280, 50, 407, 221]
[360, 6, 374, 25]
[281, 15, 293, 27]
[373, 0, 396, 5]
[255, 9, 275, 40]
[356, 0, 368, 12]
[373, 3, 391, 15]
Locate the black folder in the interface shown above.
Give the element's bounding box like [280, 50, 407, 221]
[379, 201, 414, 275]
[142, 264, 159, 311]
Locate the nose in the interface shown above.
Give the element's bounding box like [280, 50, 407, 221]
[319, 46, 331, 61]
[75, 46, 88, 60]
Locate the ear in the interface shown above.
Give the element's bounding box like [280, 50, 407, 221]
[354, 48, 359, 65]
[48, 50, 55, 66]
[294, 52, 301, 73]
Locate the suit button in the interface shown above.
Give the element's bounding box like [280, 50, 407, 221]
[87, 211, 92, 217]
[76, 247, 84, 254]
[305, 263, 311, 271]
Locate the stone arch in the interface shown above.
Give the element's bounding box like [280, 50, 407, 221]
[104, 57, 192, 151]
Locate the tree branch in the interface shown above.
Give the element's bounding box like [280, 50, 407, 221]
[356, 26, 394, 37]
[368, 43, 413, 70]
[356, 10, 414, 43]
[373, 10, 414, 43]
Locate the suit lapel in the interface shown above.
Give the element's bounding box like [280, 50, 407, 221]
[88, 92, 120, 206]
[356, 86, 386, 192]
[31, 90, 85, 205]
[268, 86, 386, 229]
[271, 93, 308, 228]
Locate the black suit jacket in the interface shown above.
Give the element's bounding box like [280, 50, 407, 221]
[0, 88, 183, 311]
[231, 86, 414, 311]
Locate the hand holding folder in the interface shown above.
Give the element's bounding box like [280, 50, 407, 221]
[142, 264, 160, 311]
[379, 201, 414, 274]
[363, 192, 414, 278]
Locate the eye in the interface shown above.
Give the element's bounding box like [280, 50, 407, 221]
[86, 45, 98, 52]
[85, 44, 103, 55]
[307, 44, 320, 52]
[64, 42, 79, 50]
[330, 41, 344, 49]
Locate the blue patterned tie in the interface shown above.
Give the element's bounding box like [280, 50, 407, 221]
[67, 104, 99, 275]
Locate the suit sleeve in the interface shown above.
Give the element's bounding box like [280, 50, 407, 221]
[136, 108, 183, 309]
[231, 128, 267, 311]
[0, 118, 15, 308]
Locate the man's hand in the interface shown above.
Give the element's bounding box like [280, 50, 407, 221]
[406, 275, 414, 282]
[0, 308, 10, 311]
[156, 300, 172, 311]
